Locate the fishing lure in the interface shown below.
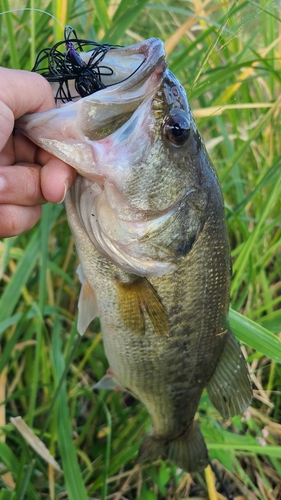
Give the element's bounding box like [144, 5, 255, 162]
[32, 26, 119, 102]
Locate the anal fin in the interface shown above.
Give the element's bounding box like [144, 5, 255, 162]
[116, 277, 168, 336]
[137, 421, 208, 473]
[206, 329, 252, 418]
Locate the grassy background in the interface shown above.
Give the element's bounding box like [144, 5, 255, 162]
[0, 0, 281, 499]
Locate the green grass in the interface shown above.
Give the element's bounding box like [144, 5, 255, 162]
[0, 0, 280, 498]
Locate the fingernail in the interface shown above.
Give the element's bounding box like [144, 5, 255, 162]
[0, 176, 6, 191]
[57, 180, 69, 204]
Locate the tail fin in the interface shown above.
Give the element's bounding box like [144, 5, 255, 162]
[137, 421, 208, 473]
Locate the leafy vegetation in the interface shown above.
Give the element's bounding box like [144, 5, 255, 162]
[0, 0, 280, 498]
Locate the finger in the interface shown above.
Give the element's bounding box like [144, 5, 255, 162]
[0, 68, 55, 117]
[0, 69, 56, 151]
[0, 100, 15, 152]
[13, 131, 61, 166]
[13, 132, 77, 202]
[0, 204, 42, 238]
[0, 134, 15, 166]
[0, 131, 49, 166]
[0, 164, 46, 205]
[41, 158, 77, 203]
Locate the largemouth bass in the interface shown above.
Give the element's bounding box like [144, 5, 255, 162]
[18, 37, 252, 472]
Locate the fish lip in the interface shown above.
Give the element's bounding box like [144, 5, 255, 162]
[119, 37, 166, 79]
[85, 37, 166, 98]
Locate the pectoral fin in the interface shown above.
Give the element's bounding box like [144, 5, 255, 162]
[77, 265, 99, 335]
[206, 329, 252, 418]
[116, 277, 168, 336]
[93, 373, 121, 391]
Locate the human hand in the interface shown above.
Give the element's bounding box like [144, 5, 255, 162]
[0, 67, 76, 237]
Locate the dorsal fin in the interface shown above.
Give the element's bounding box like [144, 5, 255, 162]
[116, 276, 168, 336]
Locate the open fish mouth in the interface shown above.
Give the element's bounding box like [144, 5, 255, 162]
[71, 37, 166, 100]
[31, 28, 166, 104]
[17, 37, 166, 175]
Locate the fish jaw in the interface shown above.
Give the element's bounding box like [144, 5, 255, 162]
[16, 37, 166, 181]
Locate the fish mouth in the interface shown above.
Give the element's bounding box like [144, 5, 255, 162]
[78, 37, 166, 97]
[16, 38, 166, 176]
[75, 38, 167, 142]
[44, 37, 166, 105]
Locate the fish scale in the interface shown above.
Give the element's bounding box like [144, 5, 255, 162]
[17, 36, 252, 473]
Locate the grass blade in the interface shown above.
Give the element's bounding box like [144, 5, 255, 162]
[1, 0, 20, 68]
[208, 442, 281, 458]
[231, 167, 281, 296]
[0, 233, 39, 328]
[230, 309, 281, 363]
[51, 318, 88, 500]
[104, 0, 150, 43]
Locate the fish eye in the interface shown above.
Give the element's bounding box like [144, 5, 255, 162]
[163, 109, 190, 147]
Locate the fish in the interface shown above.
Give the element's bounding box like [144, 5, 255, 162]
[17, 37, 252, 473]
